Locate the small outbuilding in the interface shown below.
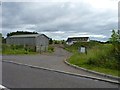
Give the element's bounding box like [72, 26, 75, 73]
[6, 34, 50, 52]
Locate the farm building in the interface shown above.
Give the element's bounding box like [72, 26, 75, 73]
[66, 37, 90, 45]
[6, 34, 50, 52]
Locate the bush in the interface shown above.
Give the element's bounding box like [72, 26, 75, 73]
[85, 44, 119, 70]
[48, 46, 54, 53]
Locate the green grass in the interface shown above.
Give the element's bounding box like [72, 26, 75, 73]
[69, 57, 119, 76]
[65, 42, 120, 77]
[76, 64, 119, 76]
[3, 49, 37, 55]
[48, 45, 54, 53]
[2, 44, 37, 55]
[2, 44, 55, 55]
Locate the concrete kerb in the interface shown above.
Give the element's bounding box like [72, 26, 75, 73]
[64, 58, 120, 82]
[2, 60, 120, 85]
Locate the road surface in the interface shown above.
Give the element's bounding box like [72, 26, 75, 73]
[2, 62, 119, 88]
[2, 47, 119, 81]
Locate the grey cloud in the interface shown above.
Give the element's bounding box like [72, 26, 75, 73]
[2, 1, 118, 41]
[2, 2, 92, 28]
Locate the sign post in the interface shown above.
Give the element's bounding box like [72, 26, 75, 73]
[79, 46, 87, 54]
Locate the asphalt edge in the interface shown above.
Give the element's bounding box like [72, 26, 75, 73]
[64, 58, 120, 82]
[2, 60, 120, 85]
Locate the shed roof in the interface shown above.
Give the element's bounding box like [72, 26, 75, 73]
[66, 37, 89, 42]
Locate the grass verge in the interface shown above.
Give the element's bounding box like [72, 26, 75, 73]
[65, 42, 120, 77]
[2, 44, 37, 55]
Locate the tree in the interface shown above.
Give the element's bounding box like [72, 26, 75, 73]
[109, 30, 119, 44]
[7, 31, 38, 37]
[49, 38, 53, 44]
[118, 30, 120, 42]
[61, 40, 65, 44]
[109, 30, 120, 61]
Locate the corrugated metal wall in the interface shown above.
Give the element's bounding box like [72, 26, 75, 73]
[6, 37, 35, 46]
[36, 34, 49, 52]
[6, 34, 49, 52]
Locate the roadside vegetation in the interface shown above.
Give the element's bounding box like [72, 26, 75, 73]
[48, 45, 54, 53]
[2, 44, 55, 55]
[65, 30, 120, 77]
[2, 44, 37, 55]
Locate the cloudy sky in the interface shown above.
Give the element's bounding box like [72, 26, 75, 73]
[1, 0, 119, 41]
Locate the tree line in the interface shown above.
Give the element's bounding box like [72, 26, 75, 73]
[7, 31, 38, 37]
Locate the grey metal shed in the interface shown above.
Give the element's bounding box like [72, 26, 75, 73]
[6, 34, 49, 52]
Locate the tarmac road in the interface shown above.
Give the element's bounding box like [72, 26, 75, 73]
[2, 62, 119, 88]
[2, 47, 119, 81]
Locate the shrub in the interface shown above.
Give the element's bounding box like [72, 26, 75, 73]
[48, 46, 54, 53]
[67, 42, 119, 70]
[66, 41, 120, 76]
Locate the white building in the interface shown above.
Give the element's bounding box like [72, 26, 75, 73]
[66, 37, 90, 45]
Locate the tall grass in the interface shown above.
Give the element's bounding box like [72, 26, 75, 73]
[2, 44, 37, 54]
[85, 44, 118, 70]
[48, 46, 54, 53]
[66, 42, 120, 76]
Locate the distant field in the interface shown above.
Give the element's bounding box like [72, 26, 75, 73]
[65, 42, 120, 77]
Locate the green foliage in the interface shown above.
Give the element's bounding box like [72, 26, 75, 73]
[109, 30, 119, 43]
[49, 38, 53, 44]
[2, 44, 37, 55]
[65, 41, 100, 52]
[61, 40, 66, 44]
[85, 44, 119, 70]
[109, 30, 120, 62]
[7, 31, 38, 37]
[52, 40, 65, 45]
[65, 41, 120, 76]
[54, 40, 60, 44]
[48, 46, 54, 53]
